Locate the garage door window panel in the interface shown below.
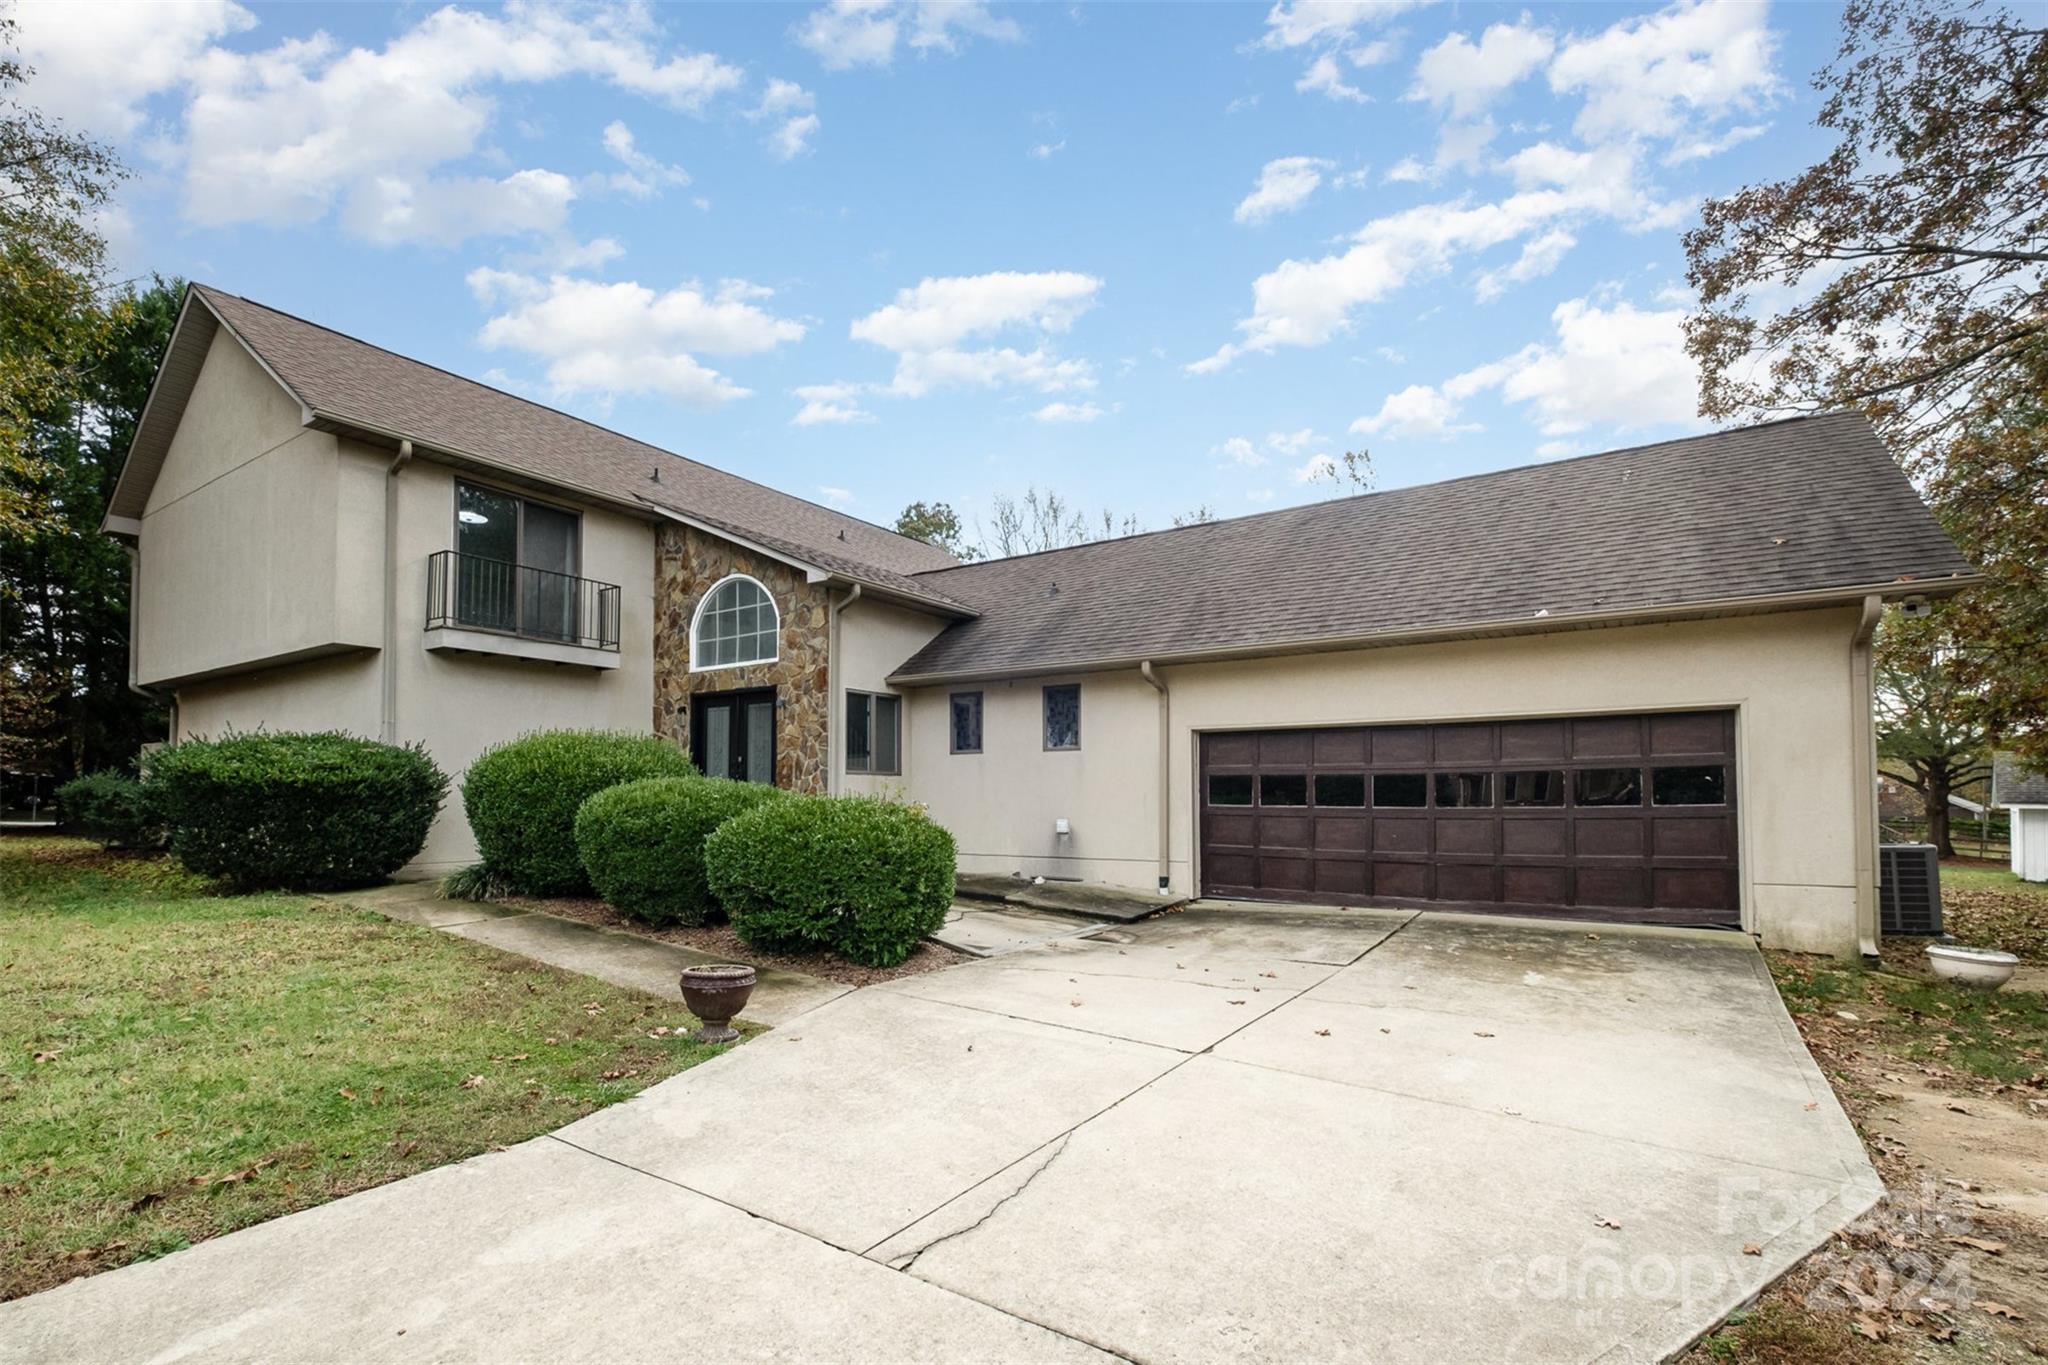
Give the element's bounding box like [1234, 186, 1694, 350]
[1209, 774, 1253, 806]
[1575, 768, 1643, 807]
[1434, 773, 1493, 807]
[1652, 765, 1727, 805]
[1373, 773, 1428, 807]
[1502, 770, 1564, 806]
[1260, 774, 1308, 806]
[1314, 773, 1366, 807]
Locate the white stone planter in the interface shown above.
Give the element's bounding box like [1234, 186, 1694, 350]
[1924, 943, 2020, 991]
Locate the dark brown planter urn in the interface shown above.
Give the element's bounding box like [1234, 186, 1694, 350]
[678, 964, 756, 1043]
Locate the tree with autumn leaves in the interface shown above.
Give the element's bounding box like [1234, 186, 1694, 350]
[1684, 0, 2046, 853]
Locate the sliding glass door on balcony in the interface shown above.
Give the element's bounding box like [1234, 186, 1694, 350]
[454, 482, 581, 642]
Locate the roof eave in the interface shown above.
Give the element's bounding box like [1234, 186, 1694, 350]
[885, 575, 1986, 686]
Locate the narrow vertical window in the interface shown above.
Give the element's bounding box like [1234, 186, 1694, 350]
[950, 691, 983, 754]
[1043, 684, 1080, 751]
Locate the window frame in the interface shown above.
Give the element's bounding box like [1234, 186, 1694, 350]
[688, 573, 781, 674]
[1042, 683, 1081, 752]
[949, 690, 984, 755]
[845, 690, 903, 776]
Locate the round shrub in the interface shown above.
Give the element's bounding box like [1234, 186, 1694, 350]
[148, 731, 449, 890]
[575, 776, 786, 926]
[705, 795, 956, 968]
[55, 771, 164, 850]
[462, 730, 692, 895]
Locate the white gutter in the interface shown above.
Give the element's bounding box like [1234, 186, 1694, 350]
[826, 584, 862, 794]
[1139, 660, 1171, 893]
[380, 439, 414, 746]
[1851, 593, 1884, 961]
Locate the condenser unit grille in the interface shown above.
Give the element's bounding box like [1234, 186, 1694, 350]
[1879, 843, 1942, 936]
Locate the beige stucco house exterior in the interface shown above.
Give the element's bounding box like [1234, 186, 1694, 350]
[108, 285, 1978, 957]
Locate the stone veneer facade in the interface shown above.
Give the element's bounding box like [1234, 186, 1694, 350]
[652, 523, 831, 793]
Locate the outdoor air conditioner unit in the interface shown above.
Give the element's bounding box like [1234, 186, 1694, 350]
[1878, 843, 1943, 936]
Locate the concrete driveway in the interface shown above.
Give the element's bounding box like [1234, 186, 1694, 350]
[1, 906, 1879, 1365]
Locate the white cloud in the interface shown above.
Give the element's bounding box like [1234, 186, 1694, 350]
[8, 0, 254, 137]
[1234, 156, 1332, 224]
[1349, 383, 1479, 439]
[1384, 157, 1429, 184]
[791, 382, 874, 426]
[817, 485, 857, 505]
[1474, 226, 1576, 301]
[886, 346, 1093, 398]
[1193, 143, 1677, 372]
[1548, 0, 1779, 144]
[1409, 21, 1554, 118]
[1260, 1, 1422, 51]
[471, 272, 806, 407]
[602, 120, 690, 196]
[748, 79, 820, 159]
[1292, 454, 1339, 484]
[795, 0, 1020, 70]
[1028, 139, 1066, 160]
[1217, 436, 1264, 467]
[1246, 488, 1276, 504]
[1662, 122, 1766, 165]
[1296, 53, 1369, 103]
[852, 270, 1100, 351]
[1032, 401, 1104, 423]
[1216, 430, 1321, 466]
[162, 5, 742, 245]
[1378, 297, 1703, 443]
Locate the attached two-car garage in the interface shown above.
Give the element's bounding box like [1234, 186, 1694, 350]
[1198, 711, 1740, 927]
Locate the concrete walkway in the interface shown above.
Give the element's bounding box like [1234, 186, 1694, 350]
[338, 882, 849, 1027]
[0, 906, 1880, 1364]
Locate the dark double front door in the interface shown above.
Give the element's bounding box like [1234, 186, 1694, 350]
[1199, 711, 1740, 927]
[692, 689, 776, 784]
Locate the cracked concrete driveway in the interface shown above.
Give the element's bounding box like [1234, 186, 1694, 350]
[0, 906, 1880, 1365]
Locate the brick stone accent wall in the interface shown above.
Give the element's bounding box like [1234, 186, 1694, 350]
[653, 523, 830, 793]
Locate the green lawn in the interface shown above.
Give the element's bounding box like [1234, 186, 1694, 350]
[1939, 859, 2048, 897]
[1772, 953, 2048, 1084]
[0, 837, 737, 1302]
[1938, 858, 2048, 959]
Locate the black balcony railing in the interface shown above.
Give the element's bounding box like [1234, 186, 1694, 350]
[426, 550, 620, 651]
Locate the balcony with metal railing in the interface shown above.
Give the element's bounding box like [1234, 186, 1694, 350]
[423, 550, 622, 668]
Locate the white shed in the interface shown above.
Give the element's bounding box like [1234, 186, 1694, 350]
[1992, 752, 2048, 883]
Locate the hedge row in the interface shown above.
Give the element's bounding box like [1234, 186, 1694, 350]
[70, 732, 450, 890]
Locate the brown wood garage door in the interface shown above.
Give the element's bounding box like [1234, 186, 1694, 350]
[1199, 711, 1739, 927]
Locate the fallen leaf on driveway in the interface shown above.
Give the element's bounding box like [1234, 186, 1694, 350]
[1474, 1031, 1495, 1038]
[1803, 1101, 1818, 1111]
[1379, 1028, 1391, 1035]
[1946, 1236, 2006, 1254]
[1227, 999, 1246, 1005]
[1070, 998, 1084, 1007]
[1742, 1243, 1762, 1256]
[1947, 1103, 1972, 1115]
[1315, 1029, 1331, 1037]
[1593, 1216, 1621, 1230]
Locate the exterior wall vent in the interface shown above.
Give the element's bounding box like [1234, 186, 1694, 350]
[1878, 843, 1942, 936]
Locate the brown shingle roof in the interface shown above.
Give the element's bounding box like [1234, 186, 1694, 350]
[176, 285, 964, 604]
[892, 412, 1976, 681]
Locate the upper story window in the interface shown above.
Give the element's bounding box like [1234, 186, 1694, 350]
[691, 574, 779, 670]
[449, 481, 592, 643]
[1043, 683, 1080, 751]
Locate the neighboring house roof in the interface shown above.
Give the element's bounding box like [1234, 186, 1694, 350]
[892, 412, 1977, 683]
[1994, 752, 2048, 807]
[107, 285, 971, 616]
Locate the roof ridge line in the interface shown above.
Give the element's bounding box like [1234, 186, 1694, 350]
[911, 411, 1867, 581]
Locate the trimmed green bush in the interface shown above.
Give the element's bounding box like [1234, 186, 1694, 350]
[575, 776, 786, 926]
[54, 771, 163, 850]
[462, 730, 692, 896]
[149, 731, 449, 890]
[706, 795, 956, 967]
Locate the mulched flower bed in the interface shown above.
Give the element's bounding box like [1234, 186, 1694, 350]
[498, 895, 968, 988]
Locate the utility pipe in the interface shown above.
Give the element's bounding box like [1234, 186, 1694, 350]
[1851, 593, 1883, 961]
[1139, 660, 1171, 893]
[827, 583, 862, 793]
[381, 439, 414, 746]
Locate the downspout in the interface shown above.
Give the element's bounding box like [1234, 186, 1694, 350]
[1851, 594, 1883, 962]
[381, 440, 414, 746]
[826, 584, 862, 794]
[1139, 660, 1171, 894]
[122, 544, 177, 743]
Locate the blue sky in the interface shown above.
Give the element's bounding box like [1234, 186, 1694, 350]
[16, 0, 1841, 538]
